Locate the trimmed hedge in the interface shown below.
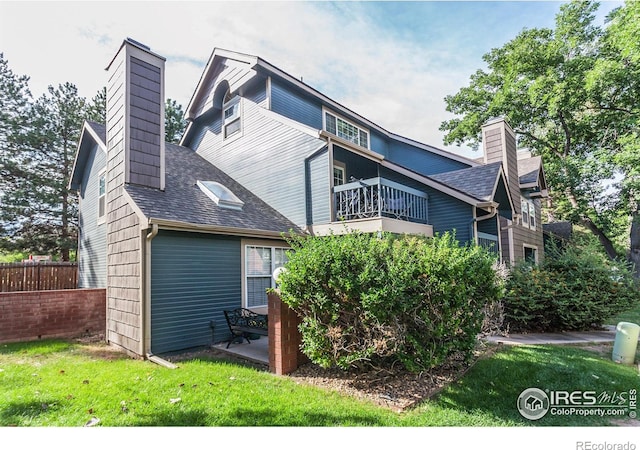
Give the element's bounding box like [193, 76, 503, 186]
[503, 243, 639, 332]
[277, 231, 500, 372]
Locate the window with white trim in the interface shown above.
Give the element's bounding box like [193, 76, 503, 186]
[98, 171, 106, 223]
[521, 198, 536, 230]
[222, 92, 241, 138]
[333, 161, 346, 186]
[324, 110, 369, 149]
[245, 245, 289, 308]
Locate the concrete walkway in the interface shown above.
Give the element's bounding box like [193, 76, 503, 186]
[484, 325, 618, 346]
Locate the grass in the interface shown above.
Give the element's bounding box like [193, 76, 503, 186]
[1, 338, 638, 427]
[607, 298, 640, 327]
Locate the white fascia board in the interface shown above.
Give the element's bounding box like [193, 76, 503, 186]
[68, 121, 107, 190]
[321, 131, 385, 163]
[492, 165, 516, 213]
[147, 218, 300, 240]
[85, 122, 107, 153]
[122, 188, 150, 226]
[185, 48, 258, 121]
[179, 121, 195, 147]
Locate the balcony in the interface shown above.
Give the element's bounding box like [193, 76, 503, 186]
[311, 177, 433, 237]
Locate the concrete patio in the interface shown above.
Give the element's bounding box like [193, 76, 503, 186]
[212, 336, 269, 365]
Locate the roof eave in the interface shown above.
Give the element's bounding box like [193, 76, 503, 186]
[381, 160, 491, 208]
[146, 217, 302, 239]
[185, 48, 259, 122]
[68, 121, 107, 191]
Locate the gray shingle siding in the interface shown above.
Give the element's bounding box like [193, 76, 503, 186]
[129, 56, 162, 189]
[77, 144, 107, 288]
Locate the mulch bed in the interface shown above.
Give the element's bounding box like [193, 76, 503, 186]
[286, 343, 498, 411]
[173, 341, 499, 412]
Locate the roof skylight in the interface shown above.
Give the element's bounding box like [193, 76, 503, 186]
[197, 180, 244, 211]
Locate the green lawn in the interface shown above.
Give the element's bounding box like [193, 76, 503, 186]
[607, 299, 640, 327]
[1, 338, 637, 427]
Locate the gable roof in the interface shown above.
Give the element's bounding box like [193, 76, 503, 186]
[69, 120, 107, 191]
[125, 143, 301, 237]
[183, 48, 479, 168]
[427, 161, 516, 216]
[430, 162, 504, 202]
[518, 156, 544, 187]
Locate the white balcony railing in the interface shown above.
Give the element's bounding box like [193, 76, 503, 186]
[334, 177, 428, 223]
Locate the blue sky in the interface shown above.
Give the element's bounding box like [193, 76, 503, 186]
[0, 1, 622, 158]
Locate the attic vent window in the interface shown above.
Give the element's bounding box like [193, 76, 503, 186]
[197, 180, 244, 210]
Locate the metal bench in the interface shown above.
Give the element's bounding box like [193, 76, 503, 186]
[223, 308, 268, 348]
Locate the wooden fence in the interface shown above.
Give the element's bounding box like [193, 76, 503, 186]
[0, 262, 78, 292]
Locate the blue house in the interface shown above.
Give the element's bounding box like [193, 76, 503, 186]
[70, 39, 547, 358]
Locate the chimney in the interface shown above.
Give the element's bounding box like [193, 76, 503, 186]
[482, 118, 520, 215]
[105, 38, 165, 191]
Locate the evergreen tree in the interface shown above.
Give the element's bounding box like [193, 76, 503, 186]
[165, 98, 187, 144]
[0, 54, 105, 260]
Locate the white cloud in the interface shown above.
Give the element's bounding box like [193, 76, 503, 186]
[0, 1, 554, 159]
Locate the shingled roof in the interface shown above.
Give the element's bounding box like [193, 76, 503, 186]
[518, 156, 543, 187]
[429, 162, 503, 202]
[125, 143, 301, 235]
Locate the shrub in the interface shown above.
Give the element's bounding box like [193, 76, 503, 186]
[503, 243, 639, 332]
[277, 230, 501, 372]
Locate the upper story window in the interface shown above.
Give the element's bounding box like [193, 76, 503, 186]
[324, 110, 369, 149]
[222, 90, 241, 139]
[98, 171, 106, 223]
[521, 198, 536, 230]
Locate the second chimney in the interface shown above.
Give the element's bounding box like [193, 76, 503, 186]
[482, 118, 520, 216]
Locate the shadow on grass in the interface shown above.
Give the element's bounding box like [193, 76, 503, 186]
[431, 345, 638, 427]
[0, 398, 60, 425]
[0, 340, 72, 356]
[125, 406, 387, 427]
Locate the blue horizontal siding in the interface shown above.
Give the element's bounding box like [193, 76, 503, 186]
[426, 188, 473, 244]
[387, 140, 471, 176]
[270, 78, 323, 129]
[194, 95, 325, 229]
[150, 230, 242, 353]
[306, 149, 330, 225]
[78, 144, 107, 288]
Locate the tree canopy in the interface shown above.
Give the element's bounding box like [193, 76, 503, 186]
[0, 52, 188, 260]
[440, 0, 639, 274]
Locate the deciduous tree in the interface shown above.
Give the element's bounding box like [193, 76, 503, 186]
[440, 0, 639, 274]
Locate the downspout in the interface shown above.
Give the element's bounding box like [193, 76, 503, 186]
[143, 223, 176, 369]
[470, 206, 498, 244]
